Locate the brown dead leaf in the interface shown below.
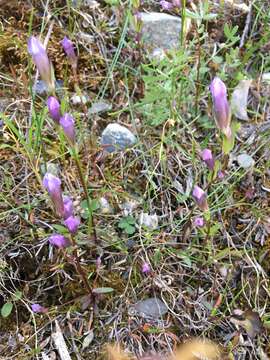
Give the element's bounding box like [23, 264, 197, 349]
[230, 310, 263, 338]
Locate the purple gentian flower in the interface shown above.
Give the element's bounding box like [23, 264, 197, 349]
[31, 303, 48, 313]
[193, 217, 204, 228]
[142, 262, 151, 274]
[59, 113, 75, 144]
[201, 149, 215, 170]
[210, 77, 231, 138]
[27, 36, 54, 93]
[192, 185, 208, 212]
[43, 173, 64, 217]
[160, 0, 174, 10]
[63, 196, 74, 220]
[64, 216, 80, 234]
[60, 36, 77, 69]
[49, 234, 71, 248]
[47, 96, 61, 123]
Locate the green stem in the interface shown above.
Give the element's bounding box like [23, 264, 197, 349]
[180, 0, 186, 47]
[72, 146, 98, 243]
[69, 235, 92, 294]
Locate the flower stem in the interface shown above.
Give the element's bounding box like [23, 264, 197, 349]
[72, 147, 98, 243]
[69, 236, 92, 294]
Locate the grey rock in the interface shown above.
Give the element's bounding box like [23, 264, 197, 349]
[72, 0, 99, 8]
[139, 213, 159, 230]
[130, 298, 168, 319]
[101, 123, 137, 153]
[33, 80, 64, 96]
[139, 12, 182, 53]
[120, 198, 139, 216]
[99, 197, 113, 214]
[237, 154, 255, 169]
[88, 101, 112, 115]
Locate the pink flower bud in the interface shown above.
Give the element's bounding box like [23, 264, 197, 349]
[63, 196, 74, 220]
[59, 113, 75, 144]
[201, 149, 215, 170]
[193, 217, 204, 227]
[47, 96, 61, 123]
[27, 36, 55, 93]
[192, 185, 208, 212]
[217, 170, 225, 179]
[60, 36, 77, 70]
[142, 262, 151, 274]
[210, 77, 231, 138]
[49, 234, 71, 248]
[64, 216, 80, 234]
[160, 0, 174, 10]
[31, 303, 48, 313]
[172, 0, 181, 7]
[43, 173, 64, 217]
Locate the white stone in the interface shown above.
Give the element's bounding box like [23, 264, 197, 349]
[139, 213, 159, 230]
[237, 154, 255, 169]
[101, 123, 137, 153]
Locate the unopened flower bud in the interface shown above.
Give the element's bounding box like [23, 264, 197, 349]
[193, 217, 204, 228]
[43, 173, 64, 217]
[63, 196, 74, 220]
[60, 36, 77, 70]
[142, 262, 151, 274]
[201, 149, 215, 170]
[192, 185, 208, 212]
[27, 36, 55, 93]
[47, 96, 61, 123]
[48, 234, 71, 248]
[64, 216, 80, 234]
[160, 0, 174, 10]
[31, 303, 48, 313]
[210, 77, 231, 138]
[59, 113, 76, 144]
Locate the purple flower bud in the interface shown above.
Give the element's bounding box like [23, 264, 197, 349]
[193, 217, 204, 227]
[47, 96, 61, 123]
[96, 256, 102, 270]
[63, 196, 74, 220]
[43, 173, 64, 217]
[64, 216, 80, 234]
[201, 149, 215, 170]
[49, 234, 71, 248]
[27, 36, 55, 93]
[172, 0, 181, 7]
[217, 170, 225, 179]
[192, 185, 208, 212]
[31, 303, 48, 313]
[210, 77, 231, 138]
[160, 0, 174, 10]
[60, 36, 77, 69]
[142, 262, 151, 274]
[59, 113, 75, 144]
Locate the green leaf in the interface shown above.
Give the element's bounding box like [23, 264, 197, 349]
[104, 0, 119, 5]
[209, 223, 221, 236]
[222, 121, 240, 154]
[1, 302, 13, 318]
[52, 224, 68, 233]
[81, 199, 100, 219]
[118, 216, 136, 234]
[12, 291, 22, 301]
[92, 287, 114, 294]
[124, 225, 136, 235]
